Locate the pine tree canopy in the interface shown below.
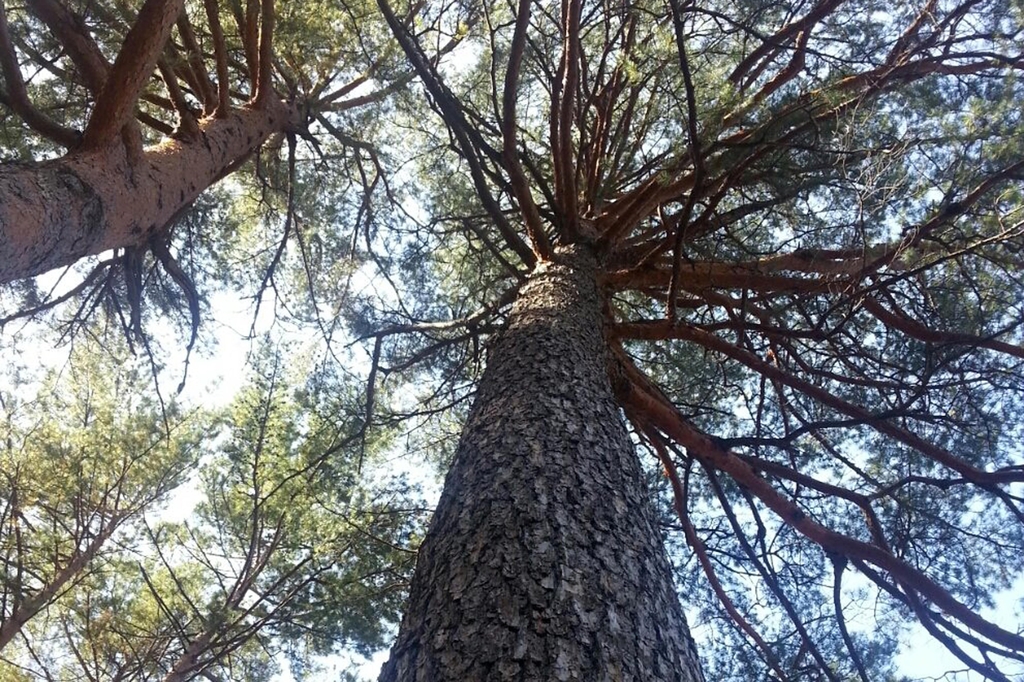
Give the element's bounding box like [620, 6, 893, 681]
[1, 0, 1023, 679]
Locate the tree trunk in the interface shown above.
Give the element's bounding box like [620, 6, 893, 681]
[0, 101, 297, 284]
[379, 244, 704, 681]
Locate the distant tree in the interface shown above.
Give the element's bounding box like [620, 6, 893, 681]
[0, 340, 424, 681]
[0, 339, 200, 654]
[133, 352, 421, 682]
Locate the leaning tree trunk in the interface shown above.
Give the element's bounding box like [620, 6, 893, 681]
[0, 101, 297, 285]
[379, 244, 704, 681]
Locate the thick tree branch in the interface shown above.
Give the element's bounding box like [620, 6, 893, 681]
[203, 0, 231, 116]
[175, 11, 217, 112]
[622, 321, 1024, 486]
[501, 0, 552, 258]
[0, 102, 299, 284]
[25, 0, 109, 92]
[862, 295, 1024, 360]
[81, 0, 185, 150]
[612, 347, 1024, 659]
[254, 0, 275, 103]
[728, 0, 846, 88]
[551, 0, 583, 239]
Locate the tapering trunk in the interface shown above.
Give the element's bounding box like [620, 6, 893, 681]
[380, 244, 704, 681]
[0, 101, 296, 284]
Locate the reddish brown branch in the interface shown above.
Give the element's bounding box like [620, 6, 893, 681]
[81, 0, 185, 150]
[751, 28, 810, 103]
[255, 0, 275, 103]
[175, 11, 217, 112]
[728, 0, 846, 88]
[163, 39, 206, 106]
[626, 322, 1023, 487]
[603, 261, 841, 294]
[885, 0, 939, 66]
[643, 430, 790, 681]
[610, 347, 1024, 655]
[835, 53, 1024, 96]
[243, 0, 260, 93]
[501, 0, 552, 259]
[203, 0, 230, 116]
[863, 295, 1024, 360]
[157, 57, 199, 138]
[551, 0, 583, 239]
[25, 0, 109, 93]
[579, 18, 635, 212]
[732, 452, 892, 550]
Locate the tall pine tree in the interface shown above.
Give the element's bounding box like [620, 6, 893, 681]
[366, 0, 1024, 678]
[0, 0, 1022, 679]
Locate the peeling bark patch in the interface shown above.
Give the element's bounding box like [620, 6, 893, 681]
[380, 245, 705, 682]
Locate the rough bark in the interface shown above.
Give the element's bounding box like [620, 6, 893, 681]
[81, 0, 186, 150]
[379, 244, 704, 681]
[0, 101, 298, 284]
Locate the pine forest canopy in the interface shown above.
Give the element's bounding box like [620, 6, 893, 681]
[0, 0, 1023, 680]
[0, 337, 423, 680]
